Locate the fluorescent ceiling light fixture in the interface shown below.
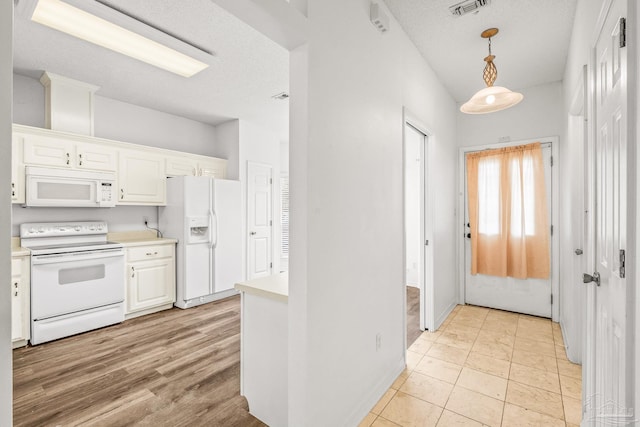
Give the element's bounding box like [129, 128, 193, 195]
[460, 28, 523, 114]
[31, 0, 209, 77]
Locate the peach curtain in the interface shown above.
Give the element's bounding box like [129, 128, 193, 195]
[467, 142, 550, 279]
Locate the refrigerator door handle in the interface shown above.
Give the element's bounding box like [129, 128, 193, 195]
[208, 209, 215, 249]
[212, 210, 219, 249]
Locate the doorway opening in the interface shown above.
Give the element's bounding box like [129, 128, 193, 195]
[403, 116, 433, 347]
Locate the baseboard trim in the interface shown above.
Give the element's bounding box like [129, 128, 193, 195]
[559, 319, 581, 364]
[434, 299, 458, 331]
[343, 354, 405, 427]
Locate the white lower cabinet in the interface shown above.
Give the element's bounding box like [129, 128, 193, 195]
[11, 256, 30, 348]
[125, 242, 176, 318]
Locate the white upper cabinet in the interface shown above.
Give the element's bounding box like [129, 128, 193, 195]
[118, 149, 166, 205]
[19, 131, 117, 172]
[12, 125, 228, 206]
[166, 155, 199, 177]
[199, 158, 227, 178]
[21, 132, 75, 168]
[166, 154, 227, 179]
[75, 141, 118, 172]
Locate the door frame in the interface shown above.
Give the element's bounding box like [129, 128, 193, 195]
[456, 136, 560, 321]
[403, 108, 435, 340]
[246, 161, 274, 280]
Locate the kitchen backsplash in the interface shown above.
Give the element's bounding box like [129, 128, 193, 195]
[11, 205, 158, 236]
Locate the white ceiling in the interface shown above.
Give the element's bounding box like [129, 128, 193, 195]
[13, 0, 290, 139]
[13, 0, 578, 139]
[383, 0, 578, 103]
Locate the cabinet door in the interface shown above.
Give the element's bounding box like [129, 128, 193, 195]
[166, 156, 198, 177]
[11, 276, 22, 341]
[11, 135, 25, 203]
[118, 150, 166, 204]
[76, 141, 117, 172]
[21, 133, 75, 168]
[199, 158, 227, 178]
[127, 258, 175, 313]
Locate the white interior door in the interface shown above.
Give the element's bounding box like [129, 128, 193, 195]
[247, 162, 273, 279]
[464, 143, 553, 318]
[585, 1, 630, 423]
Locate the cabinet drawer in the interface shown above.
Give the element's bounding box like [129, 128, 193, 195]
[127, 244, 174, 262]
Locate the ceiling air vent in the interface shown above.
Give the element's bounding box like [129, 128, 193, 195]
[449, 0, 491, 17]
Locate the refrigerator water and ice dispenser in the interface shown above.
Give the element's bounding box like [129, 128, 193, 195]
[186, 216, 209, 244]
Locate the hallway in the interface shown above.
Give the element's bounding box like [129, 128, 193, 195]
[362, 305, 581, 426]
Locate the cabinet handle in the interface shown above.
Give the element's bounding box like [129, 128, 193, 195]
[79, 153, 83, 166]
[146, 251, 158, 256]
[14, 282, 18, 288]
[15, 291, 18, 297]
[121, 188, 124, 200]
[66, 152, 70, 165]
[131, 266, 135, 278]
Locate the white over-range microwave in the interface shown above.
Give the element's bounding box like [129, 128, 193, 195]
[25, 166, 116, 207]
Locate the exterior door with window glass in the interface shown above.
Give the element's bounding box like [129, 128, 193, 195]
[464, 144, 553, 317]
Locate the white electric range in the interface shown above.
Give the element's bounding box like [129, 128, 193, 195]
[20, 221, 125, 345]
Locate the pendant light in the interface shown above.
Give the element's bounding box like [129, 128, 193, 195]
[460, 28, 523, 114]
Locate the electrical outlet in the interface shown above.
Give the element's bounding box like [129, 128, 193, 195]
[376, 333, 382, 351]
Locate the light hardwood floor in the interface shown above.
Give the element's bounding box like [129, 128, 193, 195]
[406, 286, 421, 347]
[13, 295, 265, 427]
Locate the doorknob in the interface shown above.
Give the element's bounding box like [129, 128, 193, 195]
[250, 231, 257, 235]
[575, 249, 583, 255]
[583, 271, 600, 286]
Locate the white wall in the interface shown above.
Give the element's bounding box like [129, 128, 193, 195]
[288, 1, 457, 425]
[560, 0, 603, 364]
[402, 41, 459, 328]
[239, 120, 282, 276]
[94, 97, 218, 157]
[0, 1, 13, 424]
[213, 119, 241, 180]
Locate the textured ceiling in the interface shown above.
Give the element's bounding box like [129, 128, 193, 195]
[13, 0, 290, 139]
[383, 0, 578, 103]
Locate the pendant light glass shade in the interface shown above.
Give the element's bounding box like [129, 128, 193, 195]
[461, 28, 523, 114]
[460, 86, 523, 114]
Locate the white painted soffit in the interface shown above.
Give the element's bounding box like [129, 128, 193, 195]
[210, 0, 308, 50]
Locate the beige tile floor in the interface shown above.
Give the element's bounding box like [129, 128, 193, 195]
[359, 305, 582, 427]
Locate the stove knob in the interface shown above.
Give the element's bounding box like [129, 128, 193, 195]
[75, 226, 81, 231]
[29, 227, 36, 233]
[38, 227, 45, 233]
[97, 225, 103, 230]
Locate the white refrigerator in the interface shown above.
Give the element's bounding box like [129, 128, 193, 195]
[159, 176, 242, 309]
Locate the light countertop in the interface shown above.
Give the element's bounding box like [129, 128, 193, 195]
[108, 230, 177, 247]
[11, 237, 29, 257]
[235, 273, 288, 303]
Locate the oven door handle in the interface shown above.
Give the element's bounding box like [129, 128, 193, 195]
[32, 250, 124, 265]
